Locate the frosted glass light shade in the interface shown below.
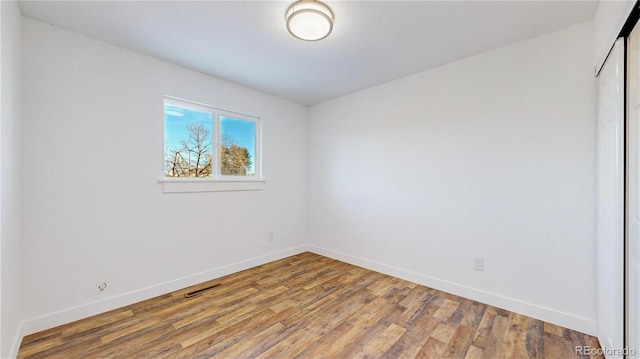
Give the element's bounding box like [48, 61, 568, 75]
[286, 0, 334, 41]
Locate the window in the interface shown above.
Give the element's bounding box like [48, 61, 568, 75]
[162, 97, 262, 192]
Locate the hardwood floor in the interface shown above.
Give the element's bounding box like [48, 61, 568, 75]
[18, 252, 602, 358]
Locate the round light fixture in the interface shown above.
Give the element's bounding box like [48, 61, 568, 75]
[286, 0, 334, 41]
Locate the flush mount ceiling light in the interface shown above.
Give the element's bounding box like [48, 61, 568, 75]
[286, 0, 334, 41]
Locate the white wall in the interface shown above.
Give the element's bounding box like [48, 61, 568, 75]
[21, 18, 308, 333]
[308, 21, 597, 334]
[0, 0, 22, 357]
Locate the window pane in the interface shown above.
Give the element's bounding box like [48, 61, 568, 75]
[164, 103, 213, 177]
[220, 116, 256, 176]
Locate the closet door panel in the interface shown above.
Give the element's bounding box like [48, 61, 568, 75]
[627, 23, 640, 358]
[597, 37, 625, 357]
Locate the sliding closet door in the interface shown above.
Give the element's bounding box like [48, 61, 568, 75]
[597, 37, 625, 356]
[628, 22, 640, 359]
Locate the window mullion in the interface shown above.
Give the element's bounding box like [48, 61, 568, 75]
[213, 111, 220, 180]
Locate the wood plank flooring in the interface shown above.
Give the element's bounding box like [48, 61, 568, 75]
[18, 252, 603, 358]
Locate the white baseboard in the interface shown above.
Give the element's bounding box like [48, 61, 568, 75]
[12, 245, 310, 358]
[308, 244, 597, 336]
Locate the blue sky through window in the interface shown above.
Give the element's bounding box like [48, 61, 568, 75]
[164, 104, 212, 152]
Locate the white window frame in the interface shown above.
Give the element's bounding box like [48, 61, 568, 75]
[160, 96, 264, 193]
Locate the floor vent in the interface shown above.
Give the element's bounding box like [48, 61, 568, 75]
[184, 283, 221, 298]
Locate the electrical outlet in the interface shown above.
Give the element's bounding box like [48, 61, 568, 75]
[473, 258, 484, 271]
[268, 231, 275, 241]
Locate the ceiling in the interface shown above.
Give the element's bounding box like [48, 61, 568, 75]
[18, 1, 598, 106]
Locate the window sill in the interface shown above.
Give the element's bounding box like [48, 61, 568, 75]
[159, 178, 265, 193]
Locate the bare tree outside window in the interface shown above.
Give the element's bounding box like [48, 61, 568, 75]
[165, 123, 212, 177]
